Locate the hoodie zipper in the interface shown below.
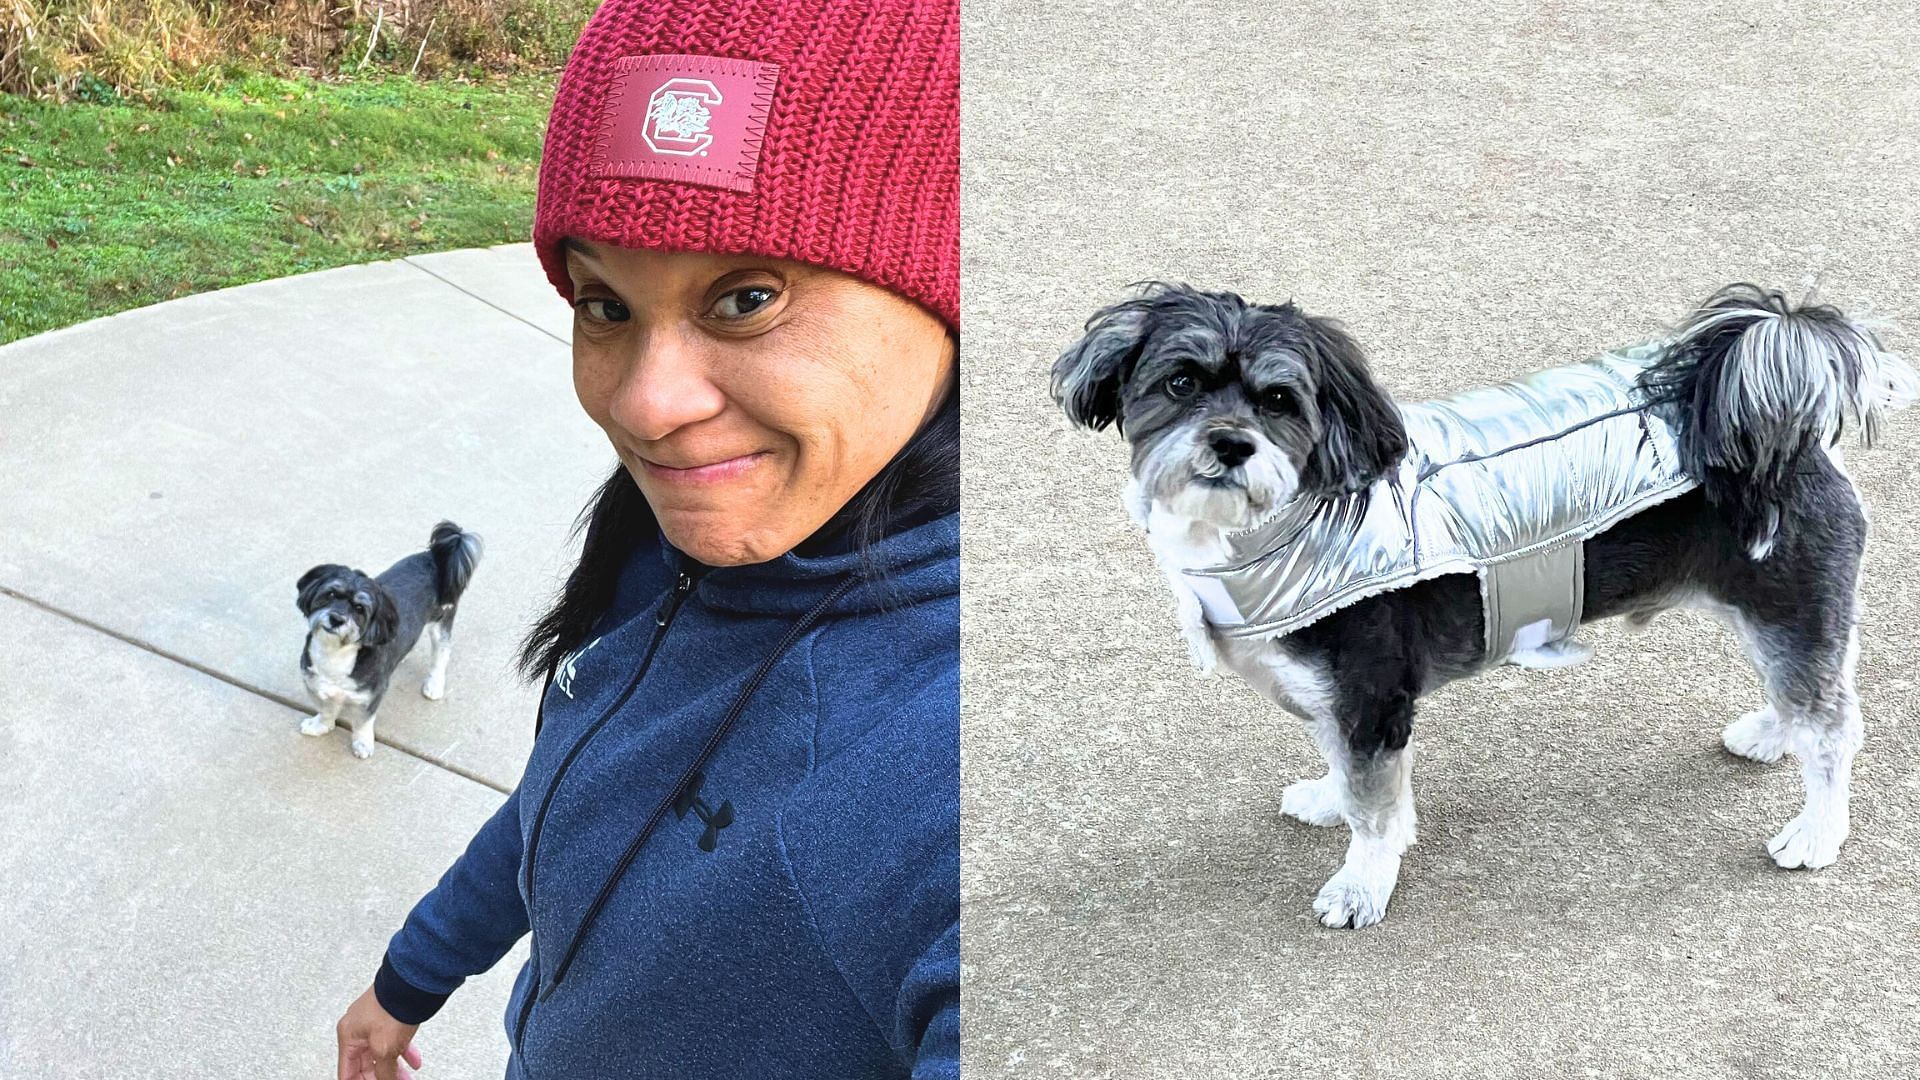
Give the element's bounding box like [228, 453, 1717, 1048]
[514, 566, 695, 1053]
[533, 575, 856, 1003]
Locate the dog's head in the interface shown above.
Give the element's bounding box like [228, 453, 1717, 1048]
[1051, 282, 1407, 530]
[296, 564, 397, 648]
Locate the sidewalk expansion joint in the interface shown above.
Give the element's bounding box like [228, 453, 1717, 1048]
[0, 583, 512, 795]
[402, 256, 570, 347]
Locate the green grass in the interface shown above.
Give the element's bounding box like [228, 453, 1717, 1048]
[0, 72, 554, 343]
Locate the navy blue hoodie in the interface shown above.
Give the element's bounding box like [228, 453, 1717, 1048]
[374, 512, 959, 1078]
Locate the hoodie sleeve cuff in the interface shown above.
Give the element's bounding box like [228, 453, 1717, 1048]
[374, 952, 455, 1026]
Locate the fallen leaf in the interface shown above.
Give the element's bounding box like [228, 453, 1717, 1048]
[45, 236, 57, 250]
[136, 123, 151, 133]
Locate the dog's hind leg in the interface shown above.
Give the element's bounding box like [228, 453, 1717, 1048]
[1747, 618, 1861, 869]
[421, 621, 452, 701]
[1722, 558, 1864, 868]
[1313, 694, 1418, 929]
[1721, 612, 1795, 765]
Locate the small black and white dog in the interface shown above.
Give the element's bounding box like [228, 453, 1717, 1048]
[295, 521, 483, 759]
[1053, 282, 1914, 928]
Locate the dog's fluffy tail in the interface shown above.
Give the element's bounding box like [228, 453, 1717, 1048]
[428, 520, 484, 606]
[1641, 283, 1917, 559]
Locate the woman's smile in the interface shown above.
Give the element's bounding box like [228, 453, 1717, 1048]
[636, 449, 771, 486]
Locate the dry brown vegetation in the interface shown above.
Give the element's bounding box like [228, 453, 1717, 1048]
[1, 0, 595, 98]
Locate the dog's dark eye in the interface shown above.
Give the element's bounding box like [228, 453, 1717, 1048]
[1257, 388, 1298, 416]
[1165, 373, 1200, 399]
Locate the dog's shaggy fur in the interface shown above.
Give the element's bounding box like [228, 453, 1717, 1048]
[296, 521, 482, 759]
[1053, 283, 1915, 928]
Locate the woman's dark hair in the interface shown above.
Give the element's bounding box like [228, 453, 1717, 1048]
[517, 377, 959, 682]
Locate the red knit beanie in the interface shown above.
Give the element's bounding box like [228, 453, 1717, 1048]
[533, 0, 959, 330]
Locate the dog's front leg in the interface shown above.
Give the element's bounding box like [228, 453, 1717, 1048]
[1313, 718, 1417, 929]
[300, 701, 339, 737]
[1162, 569, 1219, 674]
[343, 704, 380, 760]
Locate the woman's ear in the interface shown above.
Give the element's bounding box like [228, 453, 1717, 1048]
[1051, 291, 1159, 432]
[1300, 314, 1408, 493]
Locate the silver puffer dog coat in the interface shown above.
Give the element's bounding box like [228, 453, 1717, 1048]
[1181, 342, 1699, 662]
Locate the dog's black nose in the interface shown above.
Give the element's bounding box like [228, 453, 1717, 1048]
[325, 612, 346, 629]
[1209, 432, 1256, 469]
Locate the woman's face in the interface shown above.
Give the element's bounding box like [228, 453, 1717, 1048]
[565, 243, 956, 566]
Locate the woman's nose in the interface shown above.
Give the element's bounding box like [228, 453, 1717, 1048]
[605, 331, 728, 442]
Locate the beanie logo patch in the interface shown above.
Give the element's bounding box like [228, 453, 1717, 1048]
[591, 55, 779, 195]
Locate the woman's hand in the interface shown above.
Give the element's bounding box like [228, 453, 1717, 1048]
[335, 985, 424, 1080]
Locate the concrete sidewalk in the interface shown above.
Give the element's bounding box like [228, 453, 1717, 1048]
[960, 2, 1920, 1078]
[0, 244, 598, 1075]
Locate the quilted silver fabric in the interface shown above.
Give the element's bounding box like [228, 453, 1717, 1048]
[1181, 342, 1699, 662]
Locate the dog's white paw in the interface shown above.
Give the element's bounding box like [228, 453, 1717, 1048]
[1280, 773, 1345, 827]
[421, 674, 446, 701]
[1723, 708, 1790, 764]
[1313, 857, 1400, 929]
[1767, 809, 1847, 869]
[350, 737, 375, 760]
[299, 714, 334, 737]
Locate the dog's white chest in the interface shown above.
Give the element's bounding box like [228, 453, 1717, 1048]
[304, 636, 370, 708]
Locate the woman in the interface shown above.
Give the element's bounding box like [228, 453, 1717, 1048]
[333, 0, 959, 1075]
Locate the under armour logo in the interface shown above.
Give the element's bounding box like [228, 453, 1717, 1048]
[554, 637, 601, 699]
[672, 771, 734, 852]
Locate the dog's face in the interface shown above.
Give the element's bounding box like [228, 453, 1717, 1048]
[1051, 283, 1408, 530]
[296, 564, 396, 648]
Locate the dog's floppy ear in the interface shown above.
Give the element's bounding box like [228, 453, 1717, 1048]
[360, 586, 400, 648]
[295, 564, 348, 614]
[1051, 288, 1163, 432]
[1299, 313, 1408, 493]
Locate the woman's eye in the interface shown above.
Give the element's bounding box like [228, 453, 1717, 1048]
[573, 297, 630, 323]
[712, 286, 778, 319]
[1165, 373, 1199, 399]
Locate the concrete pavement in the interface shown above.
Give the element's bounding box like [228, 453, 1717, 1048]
[0, 243, 598, 1075]
[960, 2, 1920, 1077]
